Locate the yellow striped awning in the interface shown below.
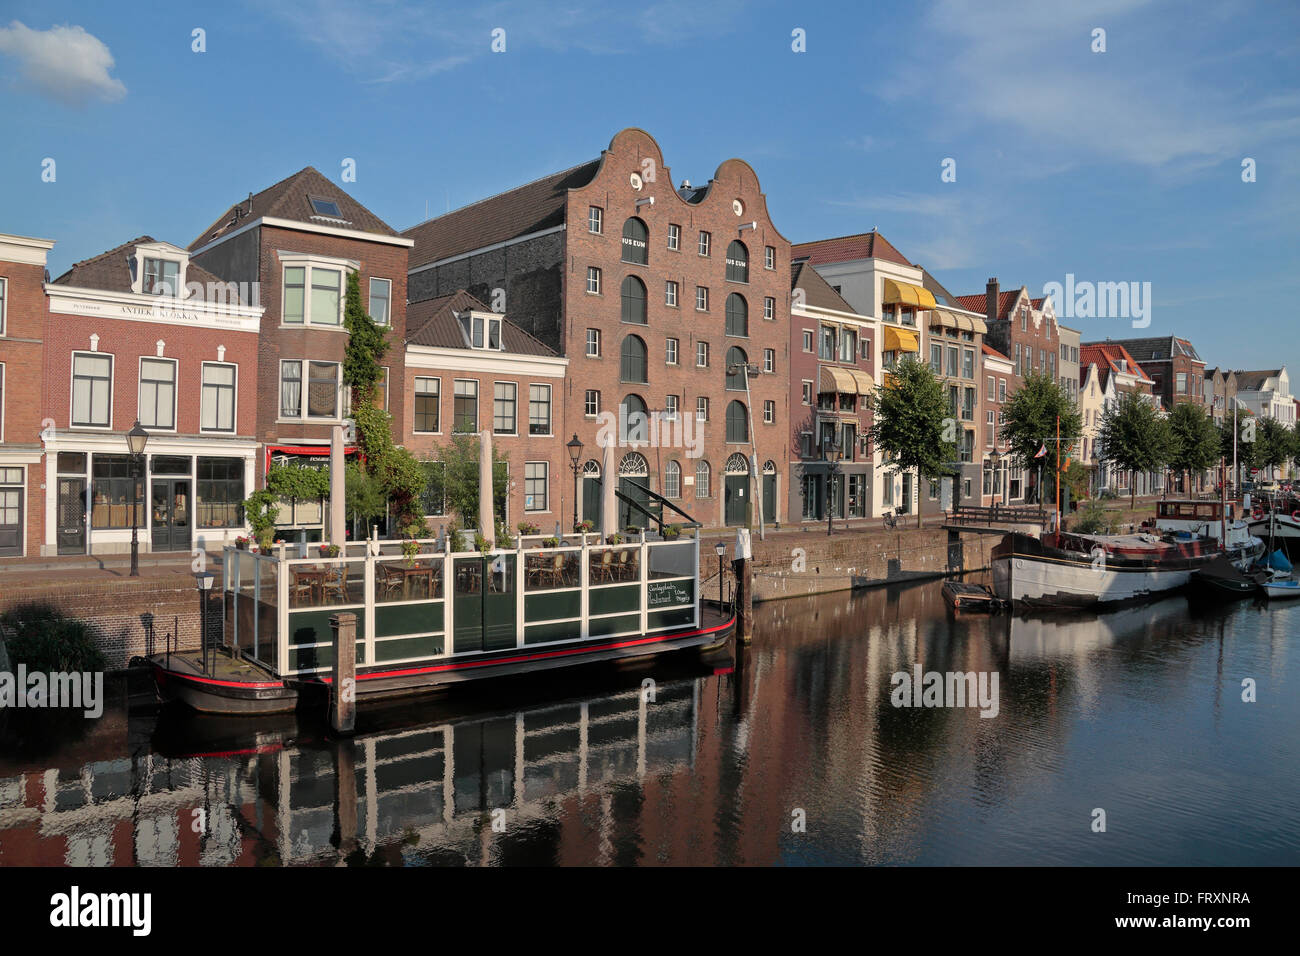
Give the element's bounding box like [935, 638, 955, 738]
[848, 369, 875, 392]
[929, 308, 988, 335]
[883, 326, 920, 353]
[820, 366, 858, 394]
[882, 279, 937, 310]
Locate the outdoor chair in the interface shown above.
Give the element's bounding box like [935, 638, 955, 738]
[594, 550, 615, 583]
[323, 564, 349, 603]
[379, 563, 403, 599]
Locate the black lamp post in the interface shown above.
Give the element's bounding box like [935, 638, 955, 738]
[567, 434, 584, 533]
[823, 438, 840, 537]
[195, 570, 214, 672]
[126, 420, 149, 577]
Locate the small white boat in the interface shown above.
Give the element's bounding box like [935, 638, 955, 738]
[1261, 577, 1300, 600]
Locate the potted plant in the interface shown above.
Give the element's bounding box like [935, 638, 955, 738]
[517, 521, 540, 536]
[474, 532, 492, 555]
[401, 538, 420, 568]
[574, 519, 594, 534]
[607, 532, 624, 546]
[542, 535, 560, 548]
[448, 522, 467, 554]
[234, 536, 249, 550]
[662, 523, 682, 540]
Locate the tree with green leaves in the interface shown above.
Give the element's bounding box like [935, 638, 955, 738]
[1167, 401, 1220, 493]
[1219, 408, 1267, 487]
[1258, 417, 1294, 480]
[999, 371, 1083, 507]
[435, 433, 510, 531]
[868, 355, 955, 528]
[1097, 390, 1174, 508]
[342, 270, 428, 537]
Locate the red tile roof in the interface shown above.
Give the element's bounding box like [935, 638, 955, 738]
[790, 230, 912, 268]
[51, 235, 235, 300]
[1080, 343, 1154, 384]
[981, 343, 1010, 360]
[955, 290, 1020, 319]
[790, 260, 858, 314]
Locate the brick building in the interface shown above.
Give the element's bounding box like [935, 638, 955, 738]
[1203, 367, 1238, 427]
[1103, 336, 1206, 410]
[980, 344, 1015, 505]
[956, 279, 1060, 503]
[0, 233, 57, 557]
[400, 290, 570, 531]
[189, 168, 413, 540]
[788, 259, 877, 525]
[41, 237, 263, 555]
[1079, 342, 1160, 495]
[403, 128, 792, 530]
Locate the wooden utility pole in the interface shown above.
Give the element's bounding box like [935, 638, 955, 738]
[330, 612, 357, 733]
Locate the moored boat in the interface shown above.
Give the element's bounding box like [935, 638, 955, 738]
[992, 499, 1263, 609]
[1261, 578, 1300, 600]
[1193, 554, 1268, 600]
[149, 526, 734, 715]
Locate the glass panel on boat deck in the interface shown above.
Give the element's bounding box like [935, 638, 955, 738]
[588, 545, 639, 586]
[523, 546, 580, 591]
[374, 554, 444, 603]
[648, 540, 695, 579]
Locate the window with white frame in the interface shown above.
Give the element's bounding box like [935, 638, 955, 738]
[457, 312, 501, 350]
[764, 296, 774, 320]
[414, 377, 440, 433]
[588, 206, 603, 234]
[201, 363, 236, 432]
[664, 394, 679, 421]
[368, 277, 391, 325]
[696, 341, 709, 367]
[764, 400, 775, 424]
[765, 246, 775, 270]
[698, 230, 711, 257]
[696, 396, 708, 421]
[587, 267, 601, 294]
[72, 352, 112, 427]
[453, 379, 478, 432]
[695, 460, 711, 497]
[524, 462, 547, 512]
[668, 224, 681, 251]
[584, 389, 600, 417]
[664, 460, 681, 498]
[307, 361, 341, 419]
[763, 349, 774, 373]
[802, 330, 813, 352]
[142, 257, 180, 296]
[528, 384, 551, 435]
[695, 286, 708, 311]
[586, 328, 600, 357]
[0, 277, 7, 335]
[665, 280, 678, 307]
[0, 363, 5, 441]
[494, 382, 517, 434]
[138, 358, 177, 429]
[802, 380, 813, 405]
[282, 264, 343, 325]
[666, 338, 679, 365]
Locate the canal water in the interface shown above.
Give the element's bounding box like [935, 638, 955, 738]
[1, 577, 1296, 866]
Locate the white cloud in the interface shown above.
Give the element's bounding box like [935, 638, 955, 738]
[0, 21, 126, 106]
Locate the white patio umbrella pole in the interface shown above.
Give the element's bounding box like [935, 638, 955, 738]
[601, 438, 617, 539]
[479, 429, 495, 548]
[330, 423, 345, 550]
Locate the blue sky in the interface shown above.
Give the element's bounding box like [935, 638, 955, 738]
[2, 0, 1297, 374]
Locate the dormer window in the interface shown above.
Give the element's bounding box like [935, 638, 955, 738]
[143, 257, 180, 296]
[458, 312, 502, 350]
[310, 197, 342, 218]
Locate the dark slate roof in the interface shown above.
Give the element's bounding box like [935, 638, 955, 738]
[51, 235, 236, 300]
[790, 260, 858, 314]
[1104, 336, 1201, 363]
[790, 230, 912, 268]
[405, 290, 559, 357]
[919, 267, 977, 312]
[401, 159, 602, 270]
[189, 167, 399, 250]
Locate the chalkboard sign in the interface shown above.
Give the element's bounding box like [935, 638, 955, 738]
[648, 580, 693, 609]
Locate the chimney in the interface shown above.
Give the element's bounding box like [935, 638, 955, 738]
[985, 277, 999, 324]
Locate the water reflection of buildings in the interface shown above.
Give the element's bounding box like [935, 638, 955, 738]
[0, 680, 703, 866]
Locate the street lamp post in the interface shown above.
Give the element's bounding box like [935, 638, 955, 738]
[715, 542, 727, 610]
[823, 438, 840, 537]
[126, 421, 149, 577]
[566, 434, 584, 534]
[195, 570, 214, 673]
[728, 361, 766, 541]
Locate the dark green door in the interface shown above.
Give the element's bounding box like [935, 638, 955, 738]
[150, 478, 191, 552]
[57, 478, 86, 555]
[452, 555, 517, 654]
[583, 475, 601, 531]
[724, 475, 749, 526]
[762, 473, 776, 524]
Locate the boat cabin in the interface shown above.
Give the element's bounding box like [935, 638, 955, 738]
[1155, 500, 1226, 539]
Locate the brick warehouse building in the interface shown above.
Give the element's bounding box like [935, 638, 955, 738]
[403, 128, 792, 530]
[0, 233, 57, 557]
[189, 168, 413, 541]
[42, 237, 263, 555]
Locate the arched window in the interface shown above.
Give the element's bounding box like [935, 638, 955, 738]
[664, 460, 681, 499]
[620, 395, 649, 444]
[621, 217, 648, 265]
[620, 275, 647, 324]
[695, 460, 712, 498]
[725, 346, 749, 391]
[620, 335, 648, 383]
[763, 460, 777, 475]
[726, 240, 749, 283]
[724, 452, 750, 474]
[726, 401, 749, 444]
[582, 459, 601, 478]
[619, 451, 649, 476]
[725, 292, 748, 337]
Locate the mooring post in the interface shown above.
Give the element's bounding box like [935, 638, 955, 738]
[333, 737, 359, 860]
[733, 527, 754, 645]
[329, 611, 357, 734]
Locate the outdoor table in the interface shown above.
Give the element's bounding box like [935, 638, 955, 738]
[292, 567, 327, 605]
[400, 565, 435, 599]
